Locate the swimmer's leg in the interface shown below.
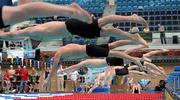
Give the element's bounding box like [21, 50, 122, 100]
[108, 40, 132, 50]
[100, 28, 148, 47]
[98, 14, 148, 28]
[3, 2, 91, 25]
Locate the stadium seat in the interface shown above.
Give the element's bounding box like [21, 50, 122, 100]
[169, 72, 180, 76]
[174, 66, 180, 71]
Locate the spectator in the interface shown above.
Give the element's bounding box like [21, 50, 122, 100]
[158, 24, 166, 44]
[69, 70, 78, 91]
[57, 66, 67, 91]
[29, 67, 36, 93]
[15, 65, 22, 92]
[19, 66, 29, 93]
[4, 70, 10, 92]
[0, 65, 2, 82]
[30, 67, 36, 84]
[44, 67, 51, 91]
[9, 65, 16, 91]
[8, 65, 15, 83]
[34, 71, 40, 92]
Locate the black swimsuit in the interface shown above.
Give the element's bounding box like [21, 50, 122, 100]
[86, 44, 109, 57]
[0, 6, 10, 29]
[115, 67, 129, 76]
[0, 7, 5, 29]
[65, 18, 101, 39]
[106, 57, 124, 66]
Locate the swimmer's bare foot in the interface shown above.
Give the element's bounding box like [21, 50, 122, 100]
[160, 49, 169, 52]
[131, 33, 148, 47]
[132, 14, 149, 28]
[69, 3, 92, 23]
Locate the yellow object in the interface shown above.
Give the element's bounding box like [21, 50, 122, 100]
[165, 89, 174, 100]
[143, 28, 150, 33]
[159, 66, 164, 70]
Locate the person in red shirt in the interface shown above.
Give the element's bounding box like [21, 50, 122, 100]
[4, 70, 10, 92]
[19, 66, 29, 93]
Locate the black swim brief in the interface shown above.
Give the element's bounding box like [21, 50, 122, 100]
[65, 18, 101, 39]
[106, 57, 124, 66]
[0, 6, 9, 29]
[86, 44, 109, 57]
[115, 67, 129, 76]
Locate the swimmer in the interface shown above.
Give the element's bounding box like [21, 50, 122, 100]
[1, 14, 148, 46]
[88, 69, 111, 93]
[124, 45, 169, 75]
[60, 57, 143, 74]
[43, 40, 143, 88]
[88, 65, 150, 93]
[0, 1, 91, 30]
[53, 40, 133, 68]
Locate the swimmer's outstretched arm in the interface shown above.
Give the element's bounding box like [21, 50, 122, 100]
[4, 2, 91, 25]
[101, 28, 148, 46]
[144, 62, 165, 75]
[143, 49, 169, 58]
[108, 40, 132, 50]
[88, 73, 104, 93]
[108, 68, 116, 86]
[109, 51, 143, 68]
[62, 59, 92, 73]
[124, 44, 146, 54]
[129, 70, 148, 76]
[43, 48, 62, 88]
[129, 64, 163, 76]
